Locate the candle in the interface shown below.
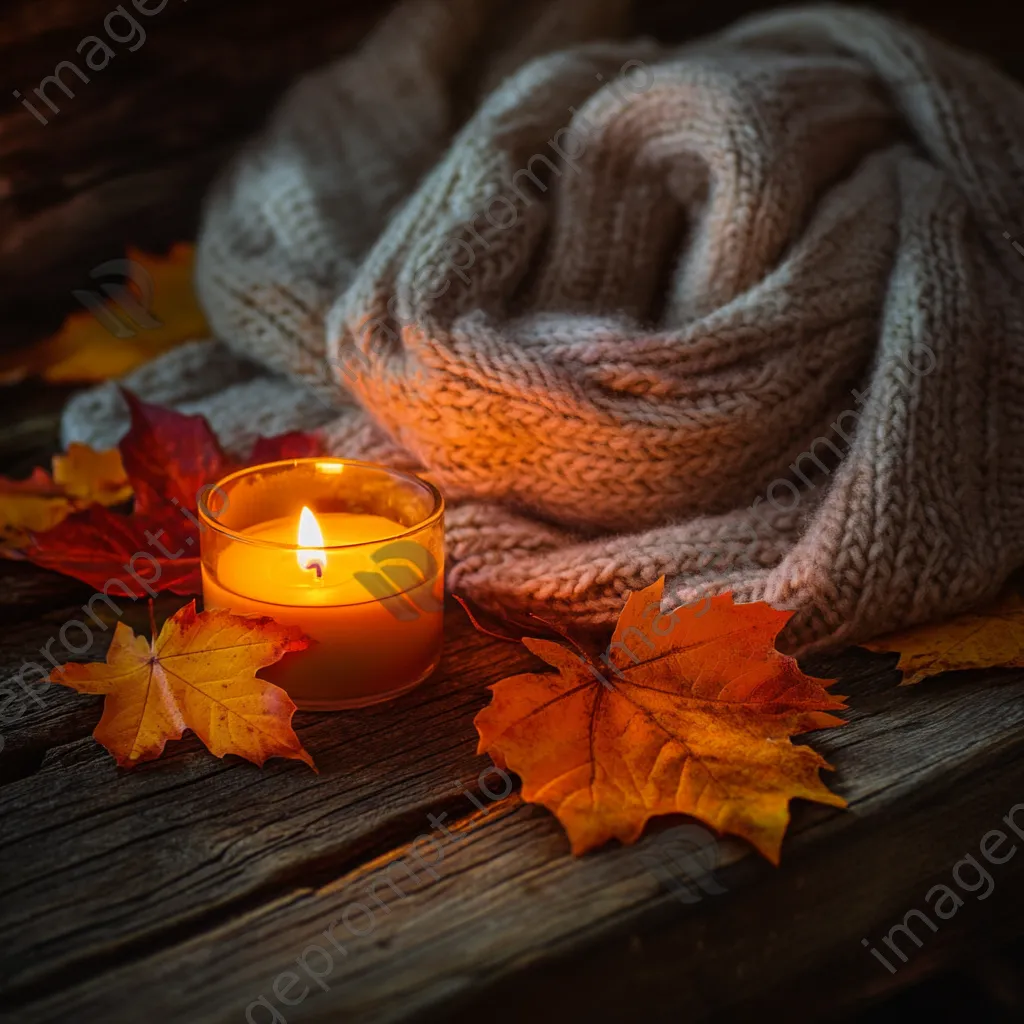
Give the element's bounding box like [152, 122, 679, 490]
[199, 459, 444, 710]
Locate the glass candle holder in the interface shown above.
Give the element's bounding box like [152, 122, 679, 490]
[199, 458, 444, 710]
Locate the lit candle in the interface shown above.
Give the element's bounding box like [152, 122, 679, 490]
[199, 459, 445, 710]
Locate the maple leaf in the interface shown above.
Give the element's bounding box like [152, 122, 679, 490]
[24, 504, 201, 597]
[863, 592, 1024, 684]
[52, 444, 133, 505]
[51, 601, 314, 768]
[0, 244, 207, 385]
[118, 391, 327, 513]
[118, 390, 232, 514]
[0, 444, 131, 553]
[18, 394, 323, 594]
[474, 579, 847, 863]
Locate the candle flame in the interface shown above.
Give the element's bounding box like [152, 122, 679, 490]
[297, 506, 326, 576]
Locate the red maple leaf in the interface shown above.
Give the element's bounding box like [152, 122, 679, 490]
[22, 392, 323, 595]
[25, 504, 201, 597]
[118, 391, 231, 514]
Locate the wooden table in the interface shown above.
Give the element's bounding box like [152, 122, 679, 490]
[3, 548, 1024, 1023]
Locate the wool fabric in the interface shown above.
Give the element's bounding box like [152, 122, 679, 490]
[63, 0, 1024, 651]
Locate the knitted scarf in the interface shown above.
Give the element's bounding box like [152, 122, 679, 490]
[63, 0, 1024, 651]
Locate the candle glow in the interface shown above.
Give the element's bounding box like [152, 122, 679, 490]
[297, 506, 326, 577]
[199, 458, 445, 710]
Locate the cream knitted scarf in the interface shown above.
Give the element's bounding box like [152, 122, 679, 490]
[63, 0, 1024, 651]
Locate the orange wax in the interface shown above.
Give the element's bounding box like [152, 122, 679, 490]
[202, 512, 443, 709]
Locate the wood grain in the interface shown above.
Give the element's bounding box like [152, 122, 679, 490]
[2, 577, 1023, 1023]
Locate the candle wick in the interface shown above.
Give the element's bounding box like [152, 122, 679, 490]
[312, 561, 323, 579]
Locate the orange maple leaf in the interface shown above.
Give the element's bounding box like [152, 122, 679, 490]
[51, 602, 314, 769]
[0, 444, 131, 552]
[864, 591, 1024, 684]
[0, 244, 207, 385]
[474, 579, 847, 863]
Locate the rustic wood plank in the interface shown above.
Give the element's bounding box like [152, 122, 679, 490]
[2, 591, 1023, 1023]
[0, 603, 536, 997]
[0, 575, 112, 778]
[466, 722, 1024, 1024]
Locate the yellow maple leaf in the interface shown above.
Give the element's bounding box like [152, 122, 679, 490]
[51, 601, 314, 769]
[0, 469, 72, 552]
[53, 443, 133, 505]
[0, 444, 131, 553]
[864, 592, 1024, 684]
[474, 579, 847, 864]
[0, 244, 207, 384]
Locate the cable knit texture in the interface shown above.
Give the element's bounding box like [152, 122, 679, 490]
[63, 0, 1024, 651]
